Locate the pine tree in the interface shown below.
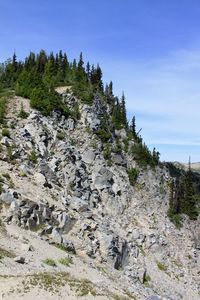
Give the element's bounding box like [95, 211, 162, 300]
[182, 157, 198, 219]
[43, 52, 57, 88]
[24, 52, 36, 71]
[120, 92, 127, 128]
[112, 97, 122, 129]
[86, 62, 90, 81]
[12, 53, 18, 73]
[108, 81, 113, 96]
[131, 116, 137, 139]
[37, 50, 48, 74]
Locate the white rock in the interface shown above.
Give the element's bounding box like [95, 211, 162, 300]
[34, 172, 46, 185]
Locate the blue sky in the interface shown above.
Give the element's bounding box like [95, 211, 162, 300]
[0, 0, 200, 162]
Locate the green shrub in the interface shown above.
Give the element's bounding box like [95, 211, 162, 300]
[144, 274, 151, 285]
[19, 171, 27, 177]
[72, 84, 93, 105]
[167, 208, 182, 229]
[0, 182, 3, 194]
[30, 87, 70, 117]
[56, 243, 76, 254]
[71, 102, 81, 120]
[2, 128, 10, 138]
[123, 138, 129, 153]
[131, 142, 158, 168]
[42, 258, 57, 267]
[157, 261, 167, 271]
[57, 131, 65, 140]
[28, 150, 38, 164]
[2, 173, 10, 180]
[113, 140, 122, 154]
[6, 146, 14, 161]
[103, 143, 111, 160]
[0, 98, 7, 124]
[18, 103, 29, 119]
[96, 129, 112, 143]
[59, 257, 73, 266]
[128, 168, 138, 186]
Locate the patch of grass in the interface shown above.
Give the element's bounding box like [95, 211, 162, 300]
[0, 247, 15, 259]
[6, 145, 16, 162]
[55, 243, 76, 254]
[123, 291, 137, 300]
[1, 173, 14, 188]
[28, 149, 38, 164]
[74, 278, 97, 297]
[18, 103, 29, 119]
[31, 223, 46, 232]
[28, 272, 67, 291]
[59, 257, 73, 266]
[2, 173, 10, 180]
[112, 295, 133, 300]
[42, 258, 57, 267]
[85, 126, 92, 134]
[25, 272, 98, 296]
[19, 170, 27, 177]
[157, 261, 167, 271]
[172, 259, 183, 268]
[0, 88, 14, 99]
[90, 141, 97, 150]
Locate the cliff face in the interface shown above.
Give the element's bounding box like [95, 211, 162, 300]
[0, 90, 199, 300]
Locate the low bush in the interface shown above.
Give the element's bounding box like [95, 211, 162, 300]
[59, 257, 73, 266]
[128, 168, 139, 186]
[42, 258, 57, 267]
[2, 128, 10, 138]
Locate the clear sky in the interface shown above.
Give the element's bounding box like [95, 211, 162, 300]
[0, 0, 200, 162]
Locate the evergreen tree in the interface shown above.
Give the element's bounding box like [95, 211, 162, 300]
[108, 81, 113, 96]
[181, 158, 198, 219]
[120, 92, 127, 128]
[86, 62, 90, 81]
[24, 52, 36, 71]
[43, 52, 57, 88]
[90, 64, 103, 92]
[112, 97, 122, 129]
[37, 50, 48, 74]
[12, 53, 18, 73]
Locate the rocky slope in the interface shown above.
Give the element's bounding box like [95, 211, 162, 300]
[0, 90, 199, 300]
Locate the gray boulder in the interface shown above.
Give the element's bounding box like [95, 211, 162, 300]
[94, 167, 114, 190]
[82, 150, 96, 164]
[1, 192, 15, 205]
[51, 228, 63, 244]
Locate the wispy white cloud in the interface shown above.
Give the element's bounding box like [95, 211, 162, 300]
[103, 48, 200, 151]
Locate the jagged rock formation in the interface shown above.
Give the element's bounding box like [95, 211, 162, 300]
[0, 91, 199, 300]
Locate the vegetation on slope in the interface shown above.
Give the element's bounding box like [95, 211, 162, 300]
[2, 50, 199, 225]
[0, 50, 159, 168]
[167, 161, 200, 227]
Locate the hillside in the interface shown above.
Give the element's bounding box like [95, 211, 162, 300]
[0, 52, 199, 300]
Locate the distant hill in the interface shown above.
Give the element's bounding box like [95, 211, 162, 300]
[177, 162, 200, 173]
